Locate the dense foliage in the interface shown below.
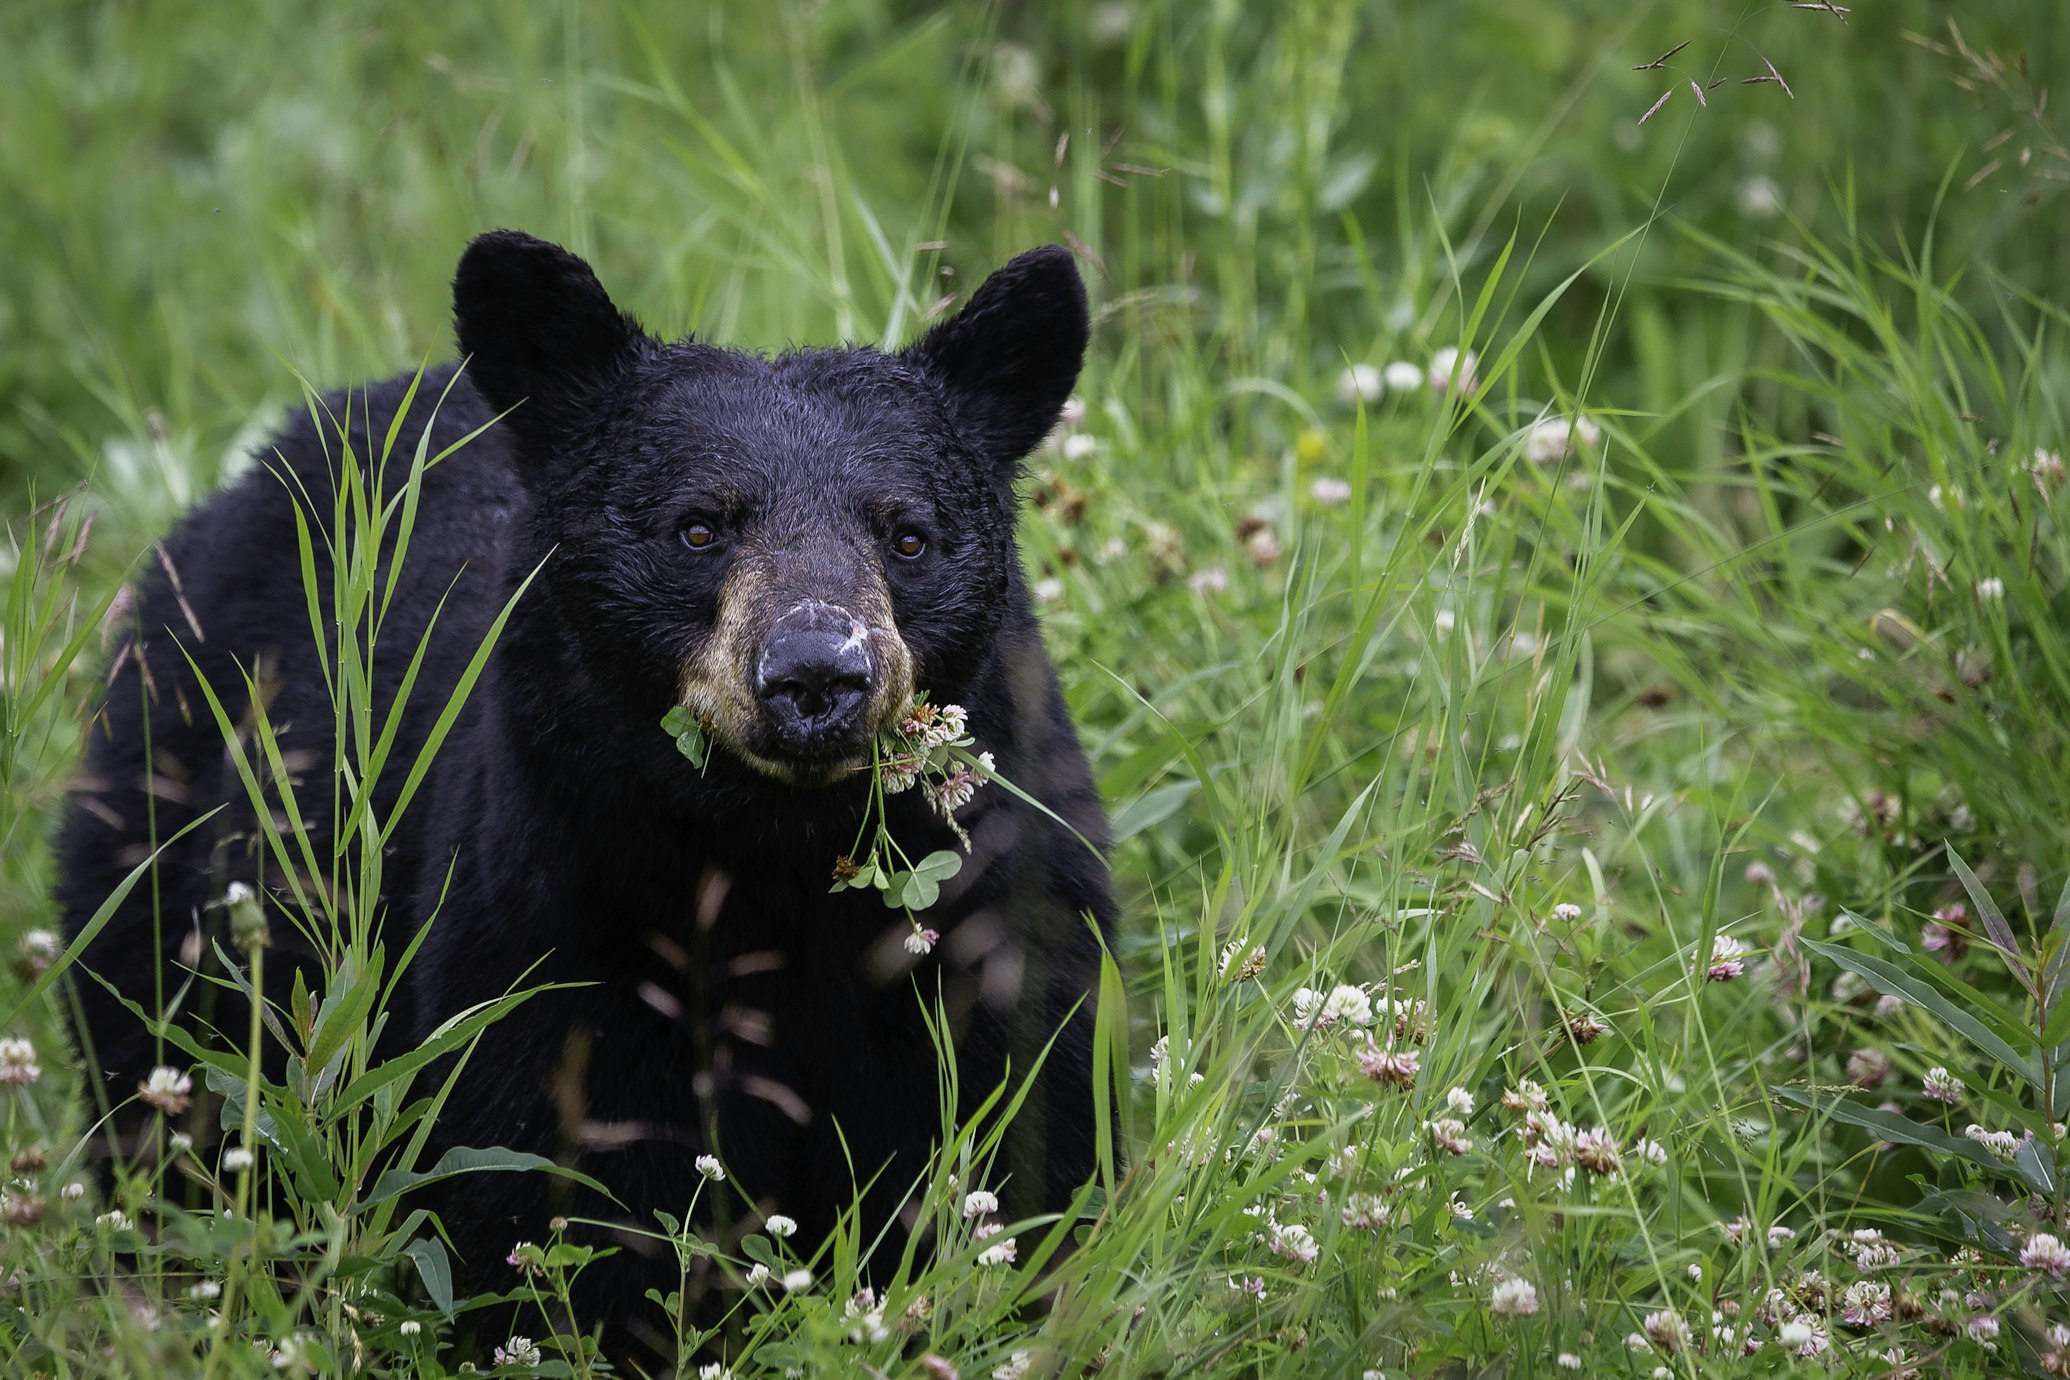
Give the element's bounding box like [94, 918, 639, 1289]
[2, 1, 2067, 1375]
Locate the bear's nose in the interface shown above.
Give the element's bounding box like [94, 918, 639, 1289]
[754, 628, 873, 744]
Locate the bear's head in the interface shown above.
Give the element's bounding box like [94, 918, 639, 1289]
[452, 230, 1087, 788]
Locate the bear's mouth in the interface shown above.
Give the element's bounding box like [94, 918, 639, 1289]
[730, 734, 876, 789]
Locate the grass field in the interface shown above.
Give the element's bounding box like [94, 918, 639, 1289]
[4, 1, 2070, 1375]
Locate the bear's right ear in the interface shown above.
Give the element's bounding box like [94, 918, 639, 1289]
[452, 230, 645, 468]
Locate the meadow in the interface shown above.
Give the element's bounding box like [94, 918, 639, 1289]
[3, 1, 2069, 1374]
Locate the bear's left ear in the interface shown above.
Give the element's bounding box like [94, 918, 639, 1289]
[452, 230, 647, 477]
[904, 246, 1089, 475]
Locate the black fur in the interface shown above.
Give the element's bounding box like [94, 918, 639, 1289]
[54, 233, 1112, 1358]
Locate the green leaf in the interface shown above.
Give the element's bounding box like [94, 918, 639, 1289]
[1949, 845, 2035, 998]
[1777, 1089, 2003, 1173]
[911, 849, 963, 882]
[329, 983, 556, 1115]
[405, 1236, 456, 1320]
[357, 1145, 616, 1214]
[1109, 780, 1198, 843]
[740, 1233, 778, 1269]
[1803, 938, 2039, 1083]
[305, 951, 379, 1087]
[2016, 1137, 2059, 1197]
[661, 706, 709, 768]
[1914, 1188, 2021, 1255]
[0, 808, 218, 1030]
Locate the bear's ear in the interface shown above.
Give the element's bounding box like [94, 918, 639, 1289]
[452, 230, 646, 464]
[904, 245, 1089, 475]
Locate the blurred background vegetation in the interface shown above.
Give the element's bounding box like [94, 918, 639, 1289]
[4, 0, 2061, 524]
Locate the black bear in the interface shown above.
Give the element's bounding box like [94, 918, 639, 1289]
[55, 231, 1116, 1355]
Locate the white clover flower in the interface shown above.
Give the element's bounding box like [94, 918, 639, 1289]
[1187, 566, 1229, 596]
[904, 927, 939, 956]
[695, 1154, 725, 1181]
[1267, 1220, 1319, 1264]
[781, 1268, 814, 1294]
[1310, 476, 1352, 506]
[1848, 1231, 1900, 1270]
[2022, 1232, 2070, 1278]
[222, 1145, 255, 1173]
[139, 1065, 192, 1114]
[1705, 933, 1750, 981]
[1321, 983, 1373, 1028]
[1523, 416, 1601, 465]
[0, 1037, 40, 1086]
[1922, 1066, 1964, 1103]
[1839, 1279, 1892, 1327]
[993, 1352, 1032, 1380]
[1551, 902, 1582, 922]
[1383, 361, 1423, 392]
[1968, 1315, 2000, 1343]
[1977, 576, 2005, 601]
[2031, 448, 2065, 496]
[1428, 1118, 1473, 1155]
[188, 1280, 223, 1302]
[763, 1214, 797, 1239]
[1555, 1355, 1581, 1371]
[1220, 942, 1267, 982]
[962, 1189, 1000, 1219]
[1778, 1318, 1813, 1349]
[1428, 346, 1477, 394]
[744, 1263, 772, 1288]
[878, 752, 924, 794]
[1736, 175, 1783, 219]
[1643, 1309, 1690, 1353]
[1444, 1086, 1475, 1116]
[977, 1236, 1018, 1267]
[1340, 1193, 1389, 1229]
[494, 1335, 542, 1367]
[698, 1366, 733, 1380]
[1632, 1136, 1668, 1166]
[929, 766, 980, 820]
[1502, 1079, 1549, 1113]
[97, 1209, 133, 1231]
[1963, 1124, 2020, 1161]
[1767, 1224, 1795, 1246]
[1059, 433, 1098, 461]
[1573, 1126, 1623, 1176]
[16, 930, 59, 973]
[1357, 1043, 1418, 1088]
[61, 1181, 84, 1201]
[1335, 363, 1384, 405]
[1489, 1275, 1539, 1317]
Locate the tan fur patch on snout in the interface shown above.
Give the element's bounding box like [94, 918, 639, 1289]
[675, 559, 915, 784]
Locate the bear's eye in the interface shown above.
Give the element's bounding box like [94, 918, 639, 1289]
[892, 530, 927, 560]
[681, 520, 718, 551]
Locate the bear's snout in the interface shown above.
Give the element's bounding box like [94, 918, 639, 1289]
[753, 601, 876, 749]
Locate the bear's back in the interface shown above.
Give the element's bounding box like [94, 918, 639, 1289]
[54, 363, 518, 1092]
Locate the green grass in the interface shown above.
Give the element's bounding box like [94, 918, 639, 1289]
[3, 0, 2070, 1375]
